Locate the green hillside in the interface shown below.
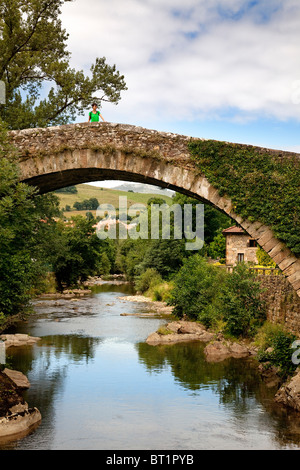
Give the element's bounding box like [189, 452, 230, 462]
[55, 183, 173, 218]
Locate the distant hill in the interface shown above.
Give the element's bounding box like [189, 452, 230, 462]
[111, 182, 175, 197]
[55, 183, 174, 218]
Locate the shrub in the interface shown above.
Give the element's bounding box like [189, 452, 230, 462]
[169, 256, 265, 337]
[219, 262, 266, 338]
[169, 254, 223, 325]
[151, 281, 174, 302]
[135, 268, 162, 294]
[257, 325, 298, 378]
[256, 247, 276, 267]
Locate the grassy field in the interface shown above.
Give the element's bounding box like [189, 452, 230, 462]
[55, 183, 173, 218]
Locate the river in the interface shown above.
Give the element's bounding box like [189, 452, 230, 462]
[1, 282, 300, 450]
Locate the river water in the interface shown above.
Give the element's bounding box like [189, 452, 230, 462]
[1, 283, 300, 450]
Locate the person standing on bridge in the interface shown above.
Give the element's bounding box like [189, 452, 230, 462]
[88, 103, 106, 123]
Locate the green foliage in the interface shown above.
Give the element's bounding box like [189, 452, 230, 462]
[49, 216, 113, 290]
[157, 326, 173, 335]
[256, 247, 276, 267]
[188, 140, 300, 257]
[151, 281, 174, 302]
[0, 0, 127, 129]
[171, 192, 231, 245]
[169, 255, 265, 338]
[169, 255, 223, 323]
[55, 186, 78, 194]
[118, 238, 148, 281]
[257, 325, 298, 378]
[73, 197, 99, 211]
[137, 239, 188, 279]
[135, 268, 162, 294]
[99, 252, 111, 276]
[218, 262, 266, 337]
[207, 227, 226, 260]
[0, 119, 62, 316]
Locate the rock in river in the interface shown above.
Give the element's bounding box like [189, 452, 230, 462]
[0, 334, 41, 349]
[146, 320, 214, 345]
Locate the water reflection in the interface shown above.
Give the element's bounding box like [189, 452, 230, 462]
[2, 284, 300, 449]
[137, 341, 300, 449]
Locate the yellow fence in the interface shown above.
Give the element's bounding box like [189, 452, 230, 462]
[222, 265, 282, 276]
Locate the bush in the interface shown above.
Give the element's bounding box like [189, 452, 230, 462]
[256, 247, 276, 267]
[151, 281, 174, 302]
[257, 324, 298, 378]
[135, 268, 162, 294]
[207, 228, 226, 260]
[169, 256, 265, 337]
[169, 254, 223, 324]
[219, 262, 266, 338]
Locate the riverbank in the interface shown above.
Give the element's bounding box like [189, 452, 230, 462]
[118, 294, 174, 317]
[1, 281, 300, 449]
[0, 363, 41, 440]
[138, 292, 300, 414]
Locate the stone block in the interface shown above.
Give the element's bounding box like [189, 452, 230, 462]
[278, 255, 298, 271]
[272, 248, 291, 265]
[208, 188, 221, 206]
[287, 271, 300, 290]
[283, 261, 300, 278]
[263, 237, 282, 254]
[3, 369, 30, 389]
[268, 241, 286, 258]
[257, 228, 275, 247]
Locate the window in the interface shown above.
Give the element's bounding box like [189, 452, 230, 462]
[237, 253, 244, 263]
[249, 239, 257, 247]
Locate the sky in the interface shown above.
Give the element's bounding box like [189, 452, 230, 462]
[60, 0, 300, 187]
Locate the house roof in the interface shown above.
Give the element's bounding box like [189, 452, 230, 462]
[222, 225, 245, 235]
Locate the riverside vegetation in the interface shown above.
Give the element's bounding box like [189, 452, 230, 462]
[0, 115, 298, 409]
[0, 0, 299, 424]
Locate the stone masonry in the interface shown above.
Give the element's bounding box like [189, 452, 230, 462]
[223, 226, 258, 265]
[7, 122, 300, 298]
[258, 276, 300, 334]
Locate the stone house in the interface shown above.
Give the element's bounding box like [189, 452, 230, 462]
[222, 225, 258, 266]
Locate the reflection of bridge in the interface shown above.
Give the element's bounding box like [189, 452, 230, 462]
[9, 122, 300, 298]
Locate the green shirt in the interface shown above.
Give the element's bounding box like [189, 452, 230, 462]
[89, 111, 101, 122]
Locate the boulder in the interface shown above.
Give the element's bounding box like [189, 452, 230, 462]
[258, 363, 281, 388]
[204, 341, 231, 362]
[146, 331, 205, 345]
[0, 408, 41, 438]
[3, 369, 30, 389]
[0, 334, 41, 349]
[146, 320, 214, 345]
[228, 342, 251, 358]
[275, 370, 300, 411]
[204, 340, 251, 362]
[177, 321, 206, 335]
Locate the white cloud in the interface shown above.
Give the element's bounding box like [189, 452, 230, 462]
[60, 0, 300, 125]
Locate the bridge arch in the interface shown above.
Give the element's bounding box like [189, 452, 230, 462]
[9, 122, 300, 298]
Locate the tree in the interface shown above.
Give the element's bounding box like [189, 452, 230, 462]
[169, 254, 265, 338]
[55, 186, 78, 194]
[207, 228, 226, 260]
[0, 119, 61, 317]
[169, 254, 223, 322]
[0, 0, 127, 129]
[171, 193, 231, 245]
[219, 263, 266, 338]
[51, 216, 106, 289]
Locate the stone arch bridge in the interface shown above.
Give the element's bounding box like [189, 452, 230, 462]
[8, 122, 300, 298]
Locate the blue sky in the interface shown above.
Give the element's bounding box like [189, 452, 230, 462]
[60, 0, 300, 157]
